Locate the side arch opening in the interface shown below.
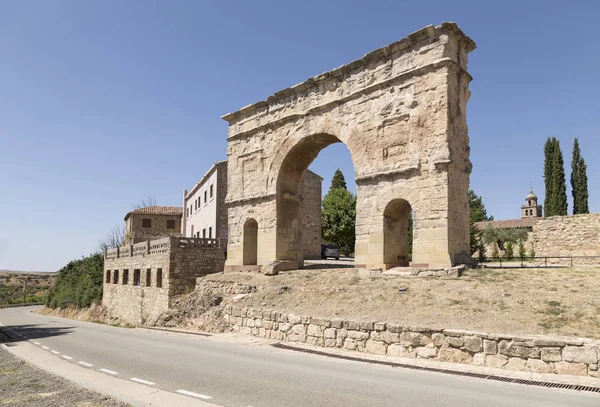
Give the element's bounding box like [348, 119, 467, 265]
[242, 218, 258, 265]
[383, 199, 413, 268]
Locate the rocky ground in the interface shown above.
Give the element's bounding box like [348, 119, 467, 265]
[0, 346, 130, 407]
[177, 266, 600, 339]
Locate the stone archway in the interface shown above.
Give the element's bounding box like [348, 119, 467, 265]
[383, 199, 413, 268]
[223, 23, 476, 270]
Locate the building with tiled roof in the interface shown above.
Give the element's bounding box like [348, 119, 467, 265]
[123, 206, 183, 244]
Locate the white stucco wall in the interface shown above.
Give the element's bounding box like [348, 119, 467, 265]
[184, 167, 220, 239]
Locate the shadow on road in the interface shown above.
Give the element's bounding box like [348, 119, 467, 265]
[0, 324, 74, 343]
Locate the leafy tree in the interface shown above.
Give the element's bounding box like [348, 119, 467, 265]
[518, 240, 526, 260]
[505, 241, 514, 260]
[482, 226, 528, 253]
[468, 190, 491, 256]
[490, 243, 499, 259]
[330, 169, 347, 190]
[322, 187, 356, 256]
[544, 137, 556, 217]
[571, 138, 589, 214]
[529, 243, 536, 258]
[46, 253, 104, 309]
[550, 140, 568, 216]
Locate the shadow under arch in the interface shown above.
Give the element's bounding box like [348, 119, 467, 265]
[383, 198, 412, 268]
[275, 133, 357, 268]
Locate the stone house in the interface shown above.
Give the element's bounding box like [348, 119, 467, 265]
[123, 206, 183, 244]
[182, 161, 323, 262]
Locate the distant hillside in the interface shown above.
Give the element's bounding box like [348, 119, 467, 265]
[0, 270, 54, 274]
[0, 271, 56, 304]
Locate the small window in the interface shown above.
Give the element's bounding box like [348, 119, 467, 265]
[157, 268, 163, 288]
[210, 184, 213, 198]
[167, 219, 175, 229]
[123, 269, 129, 285]
[202, 229, 206, 238]
[186, 207, 189, 217]
[133, 269, 141, 286]
[204, 190, 207, 203]
[142, 218, 151, 228]
[146, 269, 151, 287]
[209, 227, 212, 238]
[113, 270, 119, 284]
[105, 270, 111, 283]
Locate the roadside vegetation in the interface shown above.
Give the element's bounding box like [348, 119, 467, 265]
[0, 272, 55, 305]
[46, 253, 104, 309]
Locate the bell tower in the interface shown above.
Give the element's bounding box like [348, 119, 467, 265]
[522, 188, 542, 218]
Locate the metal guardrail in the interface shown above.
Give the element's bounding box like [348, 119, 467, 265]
[478, 256, 600, 268]
[0, 302, 44, 309]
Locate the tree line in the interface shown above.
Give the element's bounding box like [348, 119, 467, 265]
[544, 137, 589, 217]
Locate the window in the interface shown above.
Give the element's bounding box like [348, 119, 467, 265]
[133, 269, 141, 286]
[210, 184, 213, 198]
[146, 269, 151, 287]
[157, 268, 163, 288]
[204, 190, 207, 203]
[105, 270, 111, 283]
[142, 218, 151, 228]
[209, 227, 212, 238]
[194, 200, 197, 210]
[123, 269, 129, 285]
[167, 219, 175, 229]
[113, 270, 119, 284]
[203, 229, 206, 238]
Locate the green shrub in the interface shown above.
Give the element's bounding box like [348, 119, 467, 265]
[518, 240, 526, 259]
[46, 253, 104, 309]
[505, 241, 514, 260]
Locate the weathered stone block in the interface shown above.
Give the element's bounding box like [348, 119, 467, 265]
[331, 318, 344, 329]
[562, 346, 598, 364]
[344, 338, 357, 350]
[302, 316, 311, 325]
[278, 323, 291, 333]
[486, 354, 508, 368]
[541, 348, 562, 362]
[311, 318, 330, 328]
[324, 328, 336, 339]
[387, 344, 412, 358]
[290, 324, 306, 335]
[498, 341, 540, 359]
[374, 322, 386, 332]
[526, 359, 554, 374]
[386, 324, 403, 333]
[554, 361, 588, 376]
[473, 353, 486, 366]
[360, 321, 375, 331]
[437, 348, 472, 364]
[400, 332, 430, 347]
[432, 333, 445, 347]
[483, 339, 497, 355]
[381, 331, 401, 344]
[445, 336, 464, 348]
[416, 346, 437, 359]
[365, 340, 388, 355]
[288, 314, 302, 325]
[505, 358, 527, 371]
[325, 339, 336, 348]
[344, 320, 360, 331]
[307, 324, 323, 337]
[463, 336, 483, 353]
[348, 330, 370, 340]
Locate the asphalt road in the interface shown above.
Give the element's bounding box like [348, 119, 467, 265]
[1, 306, 598, 407]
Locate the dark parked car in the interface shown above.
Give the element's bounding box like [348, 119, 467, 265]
[321, 244, 340, 260]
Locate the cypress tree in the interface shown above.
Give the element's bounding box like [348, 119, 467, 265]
[571, 138, 589, 214]
[550, 139, 568, 216]
[330, 169, 347, 190]
[543, 138, 556, 217]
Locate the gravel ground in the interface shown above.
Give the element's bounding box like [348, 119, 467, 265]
[0, 345, 130, 407]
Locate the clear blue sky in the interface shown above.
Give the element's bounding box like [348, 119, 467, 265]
[1, 1, 599, 271]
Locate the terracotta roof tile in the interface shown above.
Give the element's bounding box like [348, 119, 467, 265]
[124, 206, 182, 220]
[475, 218, 541, 230]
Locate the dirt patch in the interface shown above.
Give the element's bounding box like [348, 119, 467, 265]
[35, 303, 128, 326]
[202, 266, 600, 339]
[0, 347, 130, 407]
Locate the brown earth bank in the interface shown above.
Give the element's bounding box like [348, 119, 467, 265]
[181, 266, 600, 339]
[35, 303, 130, 327]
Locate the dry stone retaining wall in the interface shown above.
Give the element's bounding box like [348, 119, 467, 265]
[223, 306, 600, 378]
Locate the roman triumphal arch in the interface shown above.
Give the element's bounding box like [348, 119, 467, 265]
[222, 22, 476, 271]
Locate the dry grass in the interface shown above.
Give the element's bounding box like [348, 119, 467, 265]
[205, 266, 600, 339]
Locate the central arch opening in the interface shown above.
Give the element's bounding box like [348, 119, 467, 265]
[383, 199, 413, 268]
[276, 133, 356, 269]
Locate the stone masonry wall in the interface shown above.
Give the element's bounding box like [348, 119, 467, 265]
[532, 213, 600, 263]
[223, 306, 600, 378]
[125, 213, 182, 244]
[103, 237, 225, 325]
[302, 170, 323, 260]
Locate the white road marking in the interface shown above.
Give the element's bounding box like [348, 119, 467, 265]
[51, 350, 60, 355]
[34, 342, 40, 345]
[130, 377, 156, 386]
[176, 390, 212, 400]
[78, 361, 93, 368]
[41, 346, 49, 350]
[99, 368, 119, 375]
[61, 355, 73, 360]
